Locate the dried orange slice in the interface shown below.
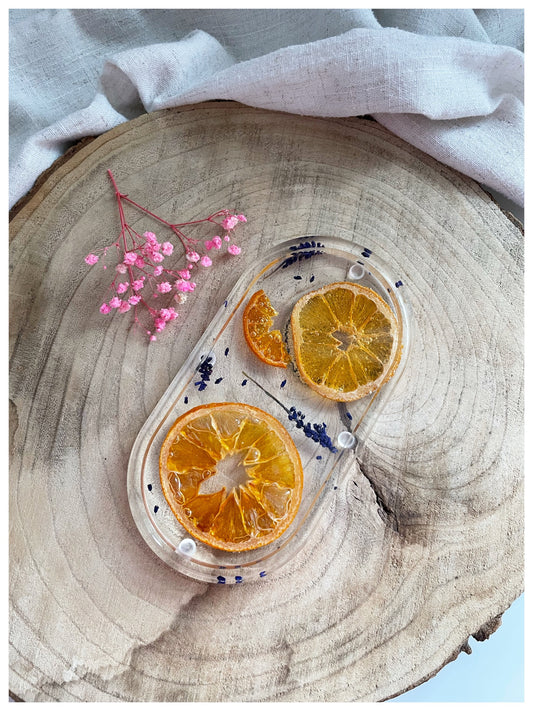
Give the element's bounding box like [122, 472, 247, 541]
[290, 282, 400, 402]
[243, 289, 290, 368]
[159, 402, 303, 551]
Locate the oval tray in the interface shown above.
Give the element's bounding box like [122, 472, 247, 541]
[127, 236, 410, 584]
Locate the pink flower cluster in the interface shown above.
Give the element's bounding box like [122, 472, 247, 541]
[84, 170, 246, 341]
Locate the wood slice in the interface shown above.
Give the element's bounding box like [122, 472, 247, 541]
[9, 102, 523, 702]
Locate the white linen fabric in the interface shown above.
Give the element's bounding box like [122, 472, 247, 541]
[9, 8, 524, 209]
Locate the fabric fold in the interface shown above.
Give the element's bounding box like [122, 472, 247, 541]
[9, 9, 524, 209]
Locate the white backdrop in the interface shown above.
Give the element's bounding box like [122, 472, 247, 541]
[9, 8, 524, 209]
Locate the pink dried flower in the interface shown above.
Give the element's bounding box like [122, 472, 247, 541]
[221, 215, 239, 230]
[159, 307, 178, 322]
[123, 252, 137, 266]
[86, 170, 246, 341]
[176, 280, 196, 292]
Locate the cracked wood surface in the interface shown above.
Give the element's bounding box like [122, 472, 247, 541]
[9, 102, 523, 702]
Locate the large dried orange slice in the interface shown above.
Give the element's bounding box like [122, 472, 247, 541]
[243, 289, 291, 368]
[159, 402, 303, 551]
[290, 282, 400, 402]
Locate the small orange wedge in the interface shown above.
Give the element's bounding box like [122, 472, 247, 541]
[243, 289, 291, 368]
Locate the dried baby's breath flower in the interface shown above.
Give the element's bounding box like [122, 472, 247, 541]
[84, 170, 246, 341]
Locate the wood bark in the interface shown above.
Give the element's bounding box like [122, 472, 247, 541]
[9, 102, 523, 702]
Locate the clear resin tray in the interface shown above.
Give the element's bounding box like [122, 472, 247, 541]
[128, 236, 410, 584]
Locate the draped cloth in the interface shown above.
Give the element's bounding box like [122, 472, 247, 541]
[9, 8, 524, 209]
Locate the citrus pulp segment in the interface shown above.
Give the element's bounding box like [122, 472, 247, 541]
[243, 289, 291, 367]
[159, 403, 303, 552]
[290, 282, 400, 401]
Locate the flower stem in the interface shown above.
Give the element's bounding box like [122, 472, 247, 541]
[107, 170, 231, 251]
[241, 372, 290, 413]
[242, 371, 338, 452]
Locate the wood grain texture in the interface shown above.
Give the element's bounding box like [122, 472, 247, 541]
[9, 102, 523, 702]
